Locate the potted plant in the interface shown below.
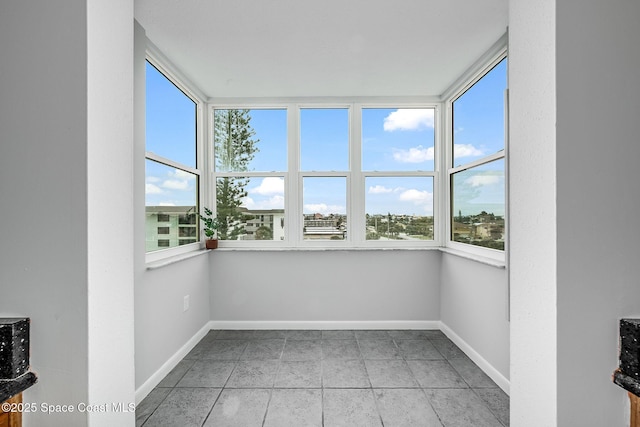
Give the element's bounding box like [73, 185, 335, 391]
[198, 207, 220, 249]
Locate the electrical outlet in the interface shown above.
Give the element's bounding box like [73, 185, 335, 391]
[183, 295, 190, 312]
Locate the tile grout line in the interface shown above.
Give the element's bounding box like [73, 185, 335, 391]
[140, 330, 506, 427]
[260, 338, 287, 427]
[200, 339, 247, 427]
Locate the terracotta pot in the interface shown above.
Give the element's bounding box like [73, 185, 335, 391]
[205, 239, 218, 249]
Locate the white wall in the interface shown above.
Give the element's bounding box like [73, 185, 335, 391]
[508, 0, 558, 425]
[555, 1, 640, 425]
[134, 257, 211, 392]
[0, 2, 89, 424]
[0, 1, 135, 426]
[210, 250, 440, 326]
[510, 0, 640, 425]
[87, 1, 135, 426]
[440, 254, 509, 391]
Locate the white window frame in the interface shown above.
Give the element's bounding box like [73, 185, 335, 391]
[208, 102, 441, 249]
[357, 103, 441, 248]
[145, 51, 205, 264]
[444, 49, 508, 263]
[209, 104, 290, 248]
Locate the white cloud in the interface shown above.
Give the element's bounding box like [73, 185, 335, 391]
[304, 203, 345, 215]
[171, 169, 196, 181]
[368, 185, 393, 194]
[465, 175, 501, 187]
[242, 195, 285, 210]
[145, 183, 163, 194]
[383, 109, 434, 131]
[399, 189, 433, 205]
[162, 179, 189, 190]
[250, 177, 285, 195]
[392, 145, 434, 163]
[158, 202, 176, 206]
[154, 169, 196, 191]
[454, 144, 484, 158]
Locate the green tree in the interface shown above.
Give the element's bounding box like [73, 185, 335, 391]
[255, 226, 273, 240]
[214, 109, 259, 240]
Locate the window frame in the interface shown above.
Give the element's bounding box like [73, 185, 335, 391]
[208, 102, 442, 249]
[145, 53, 205, 263]
[209, 104, 290, 247]
[445, 50, 508, 262]
[358, 104, 441, 248]
[139, 39, 511, 260]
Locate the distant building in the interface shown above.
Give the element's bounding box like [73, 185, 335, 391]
[303, 214, 346, 240]
[241, 209, 285, 241]
[146, 206, 198, 251]
[146, 207, 354, 245]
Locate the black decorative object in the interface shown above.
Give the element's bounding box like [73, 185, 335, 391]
[621, 319, 640, 379]
[614, 318, 640, 396]
[0, 318, 37, 403]
[0, 318, 30, 379]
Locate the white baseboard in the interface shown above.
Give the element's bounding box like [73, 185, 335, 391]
[208, 320, 441, 330]
[440, 321, 510, 395]
[135, 321, 214, 404]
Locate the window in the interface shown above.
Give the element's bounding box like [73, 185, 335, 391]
[449, 56, 507, 254]
[362, 108, 436, 243]
[141, 44, 509, 256]
[213, 109, 287, 241]
[178, 214, 196, 225]
[365, 177, 434, 241]
[303, 176, 347, 241]
[362, 108, 435, 172]
[179, 227, 197, 237]
[210, 105, 438, 247]
[300, 108, 349, 171]
[300, 108, 350, 242]
[145, 59, 201, 254]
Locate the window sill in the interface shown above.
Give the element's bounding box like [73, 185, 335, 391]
[212, 246, 441, 252]
[439, 247, 506, 268]
[146, 248, 210, 270]
[144, 246, 506, 269]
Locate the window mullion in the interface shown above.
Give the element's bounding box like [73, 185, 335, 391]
[350, 104, 364, 244]
[288, 105, 300, 246]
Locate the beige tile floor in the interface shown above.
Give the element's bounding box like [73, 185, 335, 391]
[136, 330, 509, 426]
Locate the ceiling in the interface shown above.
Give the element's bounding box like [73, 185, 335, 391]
[135, 0, 508, 99]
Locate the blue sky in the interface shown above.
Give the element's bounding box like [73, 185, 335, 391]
[145, 59, 507, 217]
[452, 58, 507, 216]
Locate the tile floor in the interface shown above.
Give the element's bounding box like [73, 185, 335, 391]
[136, 330, 509, 426]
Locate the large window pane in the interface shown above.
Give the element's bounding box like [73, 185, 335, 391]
[303, 177, 347, 240]
[145, 160, 198, 252]
[146, 61, 196, 168]
[216, 176, 285, 241]
[362, 108, 435, 171]
[451, 159, 505, 250]
[452, 58, 507, 166]
[365, 177, 434, 240]
[300, 109, 349, 171]
[214, 109, 287, 172]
